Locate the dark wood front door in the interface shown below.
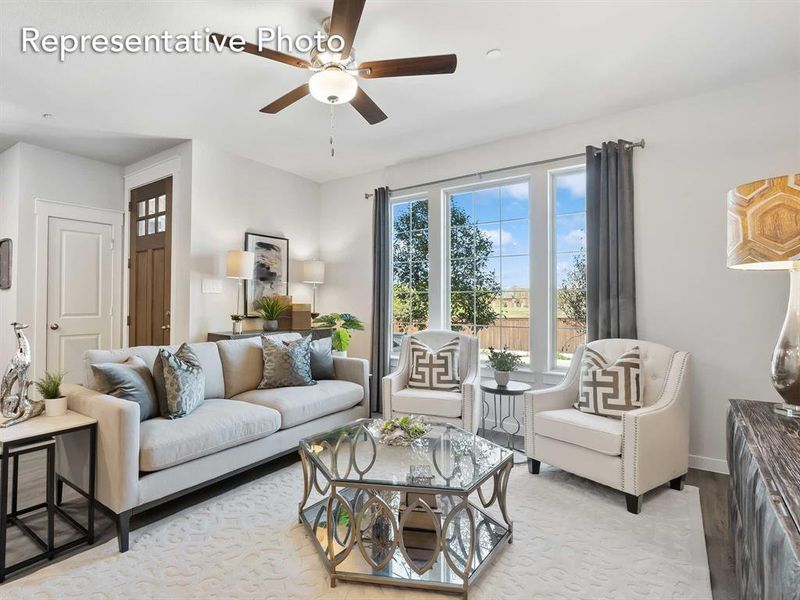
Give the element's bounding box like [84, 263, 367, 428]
[129, 177, 172, 346]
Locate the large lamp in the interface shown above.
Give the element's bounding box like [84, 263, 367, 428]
[302, 260, 325, 317]
[727, 173, 800, 416]
[226, 250, 254, 333]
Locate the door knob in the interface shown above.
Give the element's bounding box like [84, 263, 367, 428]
[161, 324, 171, 330]
[49, 323, 59, 330]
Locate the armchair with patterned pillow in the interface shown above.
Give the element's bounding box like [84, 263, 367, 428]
[524, 338, 692, 514]
[382, 329, 481, 432]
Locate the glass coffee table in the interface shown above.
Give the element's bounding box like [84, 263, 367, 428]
[298, 419, 514, 598]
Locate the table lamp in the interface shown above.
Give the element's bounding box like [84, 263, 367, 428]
[226, 250, 254, 334]
[727, 173, 800, 416]
[302, 260, 325, 317]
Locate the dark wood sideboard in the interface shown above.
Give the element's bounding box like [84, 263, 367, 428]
[728, 399, 800, 599]
[206, 328, 331, 342]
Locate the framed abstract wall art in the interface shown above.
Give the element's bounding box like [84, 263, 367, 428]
[243, 232, 289, 316]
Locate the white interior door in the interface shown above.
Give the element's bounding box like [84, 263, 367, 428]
[46, 217, 114, 384]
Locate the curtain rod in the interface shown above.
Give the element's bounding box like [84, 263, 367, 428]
[364, 138, 645, 198]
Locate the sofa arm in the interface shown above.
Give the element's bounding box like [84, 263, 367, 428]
[56, 384, 140, 515]
[622, 351, 692, 495]
[333, 356, 370, 409]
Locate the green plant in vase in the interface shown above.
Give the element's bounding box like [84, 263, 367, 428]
[487, 346, 523, 387]
[254, 296, 291, 332]
[313, 312, 365, 355]
[35, 370, 68, 416]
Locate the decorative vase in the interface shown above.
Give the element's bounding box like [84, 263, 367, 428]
[45, 396, 67, 417]
[332, 350, 347, 358]
[494, 370, 510, 386]
[263, 320, 279, 332]
[231, 317, 243, 335]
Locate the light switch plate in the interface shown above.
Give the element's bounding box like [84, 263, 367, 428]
[201, 278, 223, 294]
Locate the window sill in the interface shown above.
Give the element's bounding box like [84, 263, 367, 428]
[542, 370, 567, 385]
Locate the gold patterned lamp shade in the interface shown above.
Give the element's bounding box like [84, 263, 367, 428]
[728, 174, 800, 417]
[727, 174, 800, 270]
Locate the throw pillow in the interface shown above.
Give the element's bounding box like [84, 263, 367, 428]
[154, 343, 205, 419]
[575, 346, 642, 417]
[259, 335, 316, 389]
[406, 336, 461, 391]
[309, 337, 336, 380]
[91, 356, 159, 421]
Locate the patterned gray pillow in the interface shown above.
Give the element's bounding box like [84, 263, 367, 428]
[259, 335, 316, 389]
[155, 343, 205, 418]
[91, 356, 159, 421]
[407, 336, 461, 391]
[574, 346, 642, 417]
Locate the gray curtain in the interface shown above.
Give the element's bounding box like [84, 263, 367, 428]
[369, 187, 390, 415]
[585, 141, 637, 341]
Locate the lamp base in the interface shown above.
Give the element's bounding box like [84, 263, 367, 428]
[774, 403, 800, 418]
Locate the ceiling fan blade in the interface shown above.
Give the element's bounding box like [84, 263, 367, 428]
[350, 87, 387, 124]
[259, 84, 310, 114]
[358, 54, 457, 78]
[210, 32, 311, 69]
[328, 0, 365, 60]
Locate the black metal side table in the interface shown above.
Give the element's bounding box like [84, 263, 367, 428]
[480, 380, 532, 463]
[0, 411, 97, 582]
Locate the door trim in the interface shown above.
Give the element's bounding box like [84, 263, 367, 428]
[34, 198, 124, 381]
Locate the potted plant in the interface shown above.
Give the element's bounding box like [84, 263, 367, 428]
[254, 296, 291, 331]
[313, 312, 365, 356]
[487, 346, 523, 386]
[35, 370, 67, 417]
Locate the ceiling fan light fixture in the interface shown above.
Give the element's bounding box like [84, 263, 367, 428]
[309, 67, 358, 104]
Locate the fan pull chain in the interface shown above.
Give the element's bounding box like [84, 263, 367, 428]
[329, 103, 335, 158]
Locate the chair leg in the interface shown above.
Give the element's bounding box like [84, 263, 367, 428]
[669, 474, 686, 491]
[625, 493, 642, 514]
[527, 458, 540, 474]
[117, 510, 132, 553]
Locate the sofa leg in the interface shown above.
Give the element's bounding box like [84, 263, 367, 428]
[117, 510, 132, 553]
[527, 458, 540, 474]
[625, 493, 642, 514]
[669, 474, 686, 491]
[55, 476, 64, 506]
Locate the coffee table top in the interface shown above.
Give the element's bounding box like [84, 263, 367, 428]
[300, 418, 512, 493]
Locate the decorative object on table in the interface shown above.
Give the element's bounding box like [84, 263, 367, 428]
[1, 322, 43, 428]
[243, 232, 289, 315]
[407, 336, 460, 390]
[258, 335, 315, 389]
[291, 303, 313, 330]
[153, 343, 205, 419]
[406, 464, 434, 486]
[90, 356, 159, 421]
[301, 260, 325, 317]
[378, 415, 430, 446]
[487, 345, 523, 386]
[254, 295, 291, 331]
[574, 346, 642, 416]
[225, 249, 255, 331]
[313, 312, 365, 356]
[480, 379, 531, 463]
[35, 370, 67, 417]
[727, 173, 800, 417]
[0, 238, 11, 289]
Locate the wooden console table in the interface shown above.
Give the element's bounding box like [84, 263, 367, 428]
[206, 328, 331, 342]
[728, 399, 800, 598]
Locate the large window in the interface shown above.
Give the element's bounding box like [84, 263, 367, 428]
[448, 181, 530, 364]
[552, 167, 587, 369]
[390, 196, 429, 353]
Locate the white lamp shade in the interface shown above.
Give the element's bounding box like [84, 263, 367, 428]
[302, 260, 325, 284]
[226, 250, 254, 279]
[309, 68, 358, 104]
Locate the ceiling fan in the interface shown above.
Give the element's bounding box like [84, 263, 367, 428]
[210, 0, 457, 125]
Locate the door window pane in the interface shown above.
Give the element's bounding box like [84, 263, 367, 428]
[157, 215, 166, 233]
[137, 220, 146, 236]
[158, 195, 166, 213]
[137, 201, 146, 218]
[147, 218, 156, 234]
[148, 198, 156, 214]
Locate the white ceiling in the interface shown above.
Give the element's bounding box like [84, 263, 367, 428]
[1, 1, 798, 182]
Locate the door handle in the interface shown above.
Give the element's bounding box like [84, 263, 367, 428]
[161, 324, 171, 330]
[49, 323, 59, 330]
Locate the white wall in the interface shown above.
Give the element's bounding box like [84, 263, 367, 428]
[0, 145, 21, 360]
[319, 73, 800, 471]
[189, 142, 321, 342]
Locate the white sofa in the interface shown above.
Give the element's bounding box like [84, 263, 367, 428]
[382, 329, 481, 432]
[55, 333, 369, 551]
[524, 339, 692, 514]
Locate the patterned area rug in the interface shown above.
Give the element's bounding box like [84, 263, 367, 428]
[4, 463, 711, 599]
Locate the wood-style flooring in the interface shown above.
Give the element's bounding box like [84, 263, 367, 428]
[4, 451, 737, 599]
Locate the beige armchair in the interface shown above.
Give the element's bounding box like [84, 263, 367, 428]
[524, 339, 692, 513]
[382, 329, 481, 432]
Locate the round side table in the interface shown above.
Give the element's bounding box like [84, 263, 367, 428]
[480, 379, 531, 463]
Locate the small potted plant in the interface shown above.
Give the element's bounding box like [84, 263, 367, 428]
[487, 346, 523, 386]
[35, 370, 67, 417]
[254, 296, 291, 331]
[313, 312, 365, 356]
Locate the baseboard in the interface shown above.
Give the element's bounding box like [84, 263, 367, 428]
[689, 454, 729, 475]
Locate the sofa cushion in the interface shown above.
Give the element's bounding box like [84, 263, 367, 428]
[91, 356, 159, 421]
[392, 387, 463, 418]
[233, 380, 362, 429]
[534, 408, 622, 456]
[217, 333, 301, 397]
[139, 399, 281, 471]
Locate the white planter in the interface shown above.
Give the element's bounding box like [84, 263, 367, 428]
[332, 350, 348, 358]
[45, 396, 68, 417]
[493, 370, 511, 386]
